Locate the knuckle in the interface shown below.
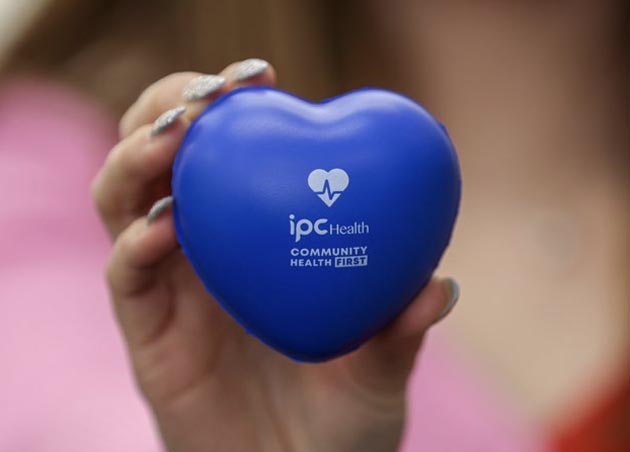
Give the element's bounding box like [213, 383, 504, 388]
[90, 173, 102, 204]
[109, 127, 149, 175]
[106, 226, 136, 286]
[90, 173, 109, 216]
[105, 253, 118, 288]
[118, 104, 141, 138]
[118, 112, 131, 139]
[115, 225, 136, 258]
[119, 218, 145, 258]
[107, 139, 129, 171]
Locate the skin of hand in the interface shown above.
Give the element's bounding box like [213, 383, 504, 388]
[91, 60, 458, 452]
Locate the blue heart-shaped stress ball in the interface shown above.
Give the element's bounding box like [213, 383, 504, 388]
[172, 87, 461, 362]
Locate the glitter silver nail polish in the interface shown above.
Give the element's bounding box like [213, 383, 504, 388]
[150, 106, 186, 137]
[436, 278, 460, 321]
[183, 75, 226, 102]
[234, 58, 269, 82]
[147, 196, 174, 224]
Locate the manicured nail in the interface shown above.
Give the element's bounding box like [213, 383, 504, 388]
[233, 58, 269, 82]
[436, 278, 460, 322]
[183, 75, 226, 102]
[147, 196, 174, 224]
[150, 106, 186, 137]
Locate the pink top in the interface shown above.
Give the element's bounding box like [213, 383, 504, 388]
[0, 79, 546, 452]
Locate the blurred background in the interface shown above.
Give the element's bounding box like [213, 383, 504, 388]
[0, 0, 627, 451]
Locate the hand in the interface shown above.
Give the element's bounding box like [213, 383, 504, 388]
[91, 58, 460, 452]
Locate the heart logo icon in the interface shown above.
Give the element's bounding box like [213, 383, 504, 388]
[307, 168, 349, 207]
[172, 87, 461, 362]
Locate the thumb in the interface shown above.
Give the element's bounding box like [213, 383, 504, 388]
[345, 277, 460, 394]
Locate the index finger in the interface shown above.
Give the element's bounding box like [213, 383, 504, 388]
[119, 59, 277, 139]
[118, 71, 202, 139]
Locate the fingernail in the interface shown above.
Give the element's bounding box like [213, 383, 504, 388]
[233, 58, 269, 82]
[150, 106, 186, 137]
[147, 196, 174, 224]
[183, 75, 226, 102]
[436, 278, 460, 322]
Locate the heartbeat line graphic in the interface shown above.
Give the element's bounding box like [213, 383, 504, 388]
[308, 168, 349, 207]
[315, 179, 343, 207]
[316, 179, 344, 200]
